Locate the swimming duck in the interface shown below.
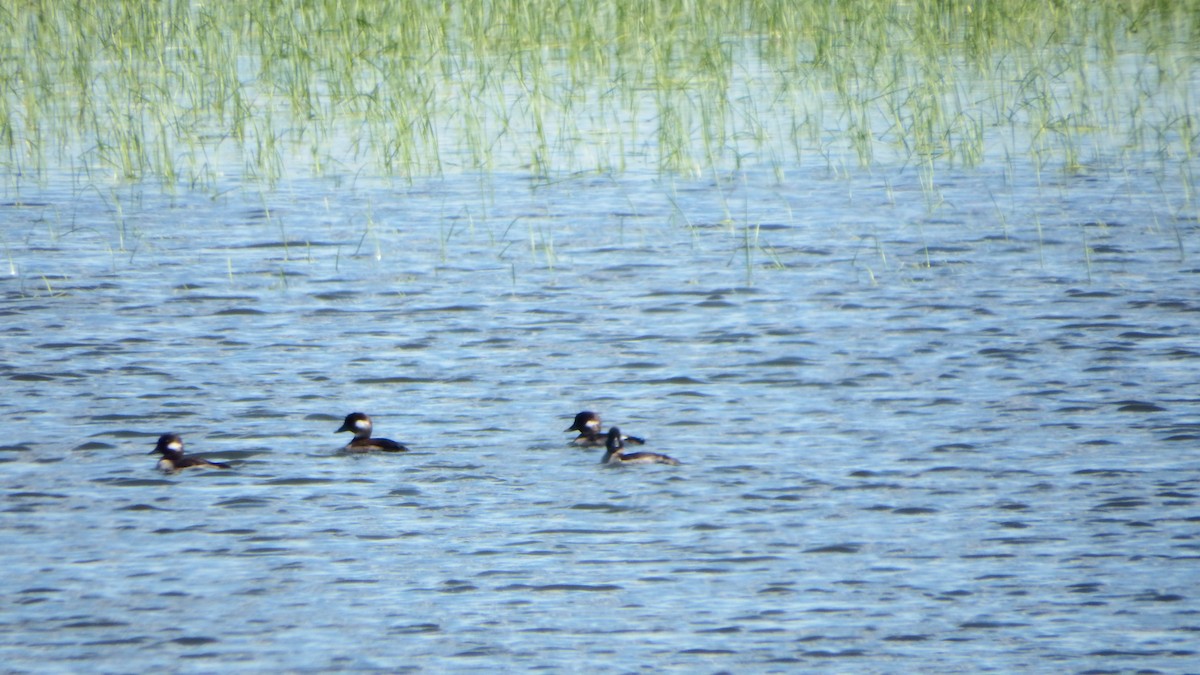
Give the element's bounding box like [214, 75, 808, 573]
[336, 412, 409, 452]
[601, 426, 679, 466]
[149, 434, 232, 473]
[566, 411, 644, 447]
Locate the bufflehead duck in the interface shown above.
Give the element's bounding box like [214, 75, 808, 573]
[336, 412, 409, 452]
[601, 427, 679, 466]
[149, 434, 232, 473]
[566, 411, 644, 447]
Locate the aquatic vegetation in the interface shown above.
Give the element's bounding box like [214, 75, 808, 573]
[0, 1, 1196, 187]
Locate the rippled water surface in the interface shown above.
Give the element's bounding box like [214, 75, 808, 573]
[2, 163, 1199, 672]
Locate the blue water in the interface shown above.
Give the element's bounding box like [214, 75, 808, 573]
[2, 160, 1199, 672]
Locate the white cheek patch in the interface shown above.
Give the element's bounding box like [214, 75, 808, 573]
[355, 419, 370, 430]
[167, 440, 183, 452]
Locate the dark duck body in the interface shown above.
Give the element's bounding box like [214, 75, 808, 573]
[601, 426, 679, 466]
[150, 434, 232, 473]
[566, 411, 644, 447]
[336, 412, 409, 452]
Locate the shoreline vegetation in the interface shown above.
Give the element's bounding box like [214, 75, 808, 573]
[0, 1, 1196, 188]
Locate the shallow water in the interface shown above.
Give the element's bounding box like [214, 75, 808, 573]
[2, 160, 1199, 672]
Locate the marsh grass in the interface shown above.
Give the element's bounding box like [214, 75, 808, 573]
[0, 1, 1195, 190]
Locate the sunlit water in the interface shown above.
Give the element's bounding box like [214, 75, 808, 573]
[2, 158, 1199, 672]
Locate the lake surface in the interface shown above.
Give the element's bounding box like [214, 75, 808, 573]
[2, 156, 1198, 673]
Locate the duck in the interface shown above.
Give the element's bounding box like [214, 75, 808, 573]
[601, 426, 679, 466]
[336, 412, 409, 452]
[149, 434, 232, 473]
[566, 411, 644, 447]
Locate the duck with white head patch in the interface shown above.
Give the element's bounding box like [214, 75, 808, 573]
[149, 434, 232, 473]
[566, 411, 645, 447]
[336, 412, 409, 452]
